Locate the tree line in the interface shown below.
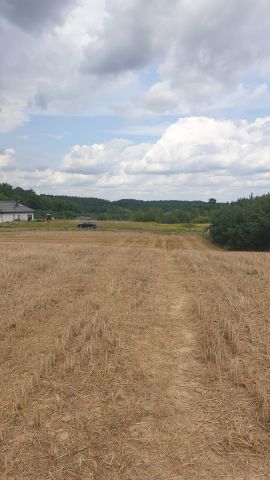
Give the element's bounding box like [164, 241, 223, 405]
[0, 183, 218, 223]
[2, 183, 270, 250]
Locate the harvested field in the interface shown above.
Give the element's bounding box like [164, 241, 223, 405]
[1, 230, 270, 479]
[0, 230, 216, 250]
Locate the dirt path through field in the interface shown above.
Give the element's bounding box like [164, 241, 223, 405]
[152, 254, 234, 479]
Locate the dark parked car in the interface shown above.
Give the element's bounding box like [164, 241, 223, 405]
[77, 221, 97, 229]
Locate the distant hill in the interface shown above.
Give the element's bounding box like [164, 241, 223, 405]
[0, 183, 222, 223]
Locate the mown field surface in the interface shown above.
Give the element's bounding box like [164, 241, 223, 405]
[1, 227, 270, 479]
[0, 219, 208, 235]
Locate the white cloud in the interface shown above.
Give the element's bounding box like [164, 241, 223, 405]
[50, 117, 270, 199]
[129, 0, 270, 115]
[81, 0, 170, 75]
[0, 100, 29, 133]
[127, 117, 270, 176]
[62, 139, 151, 175]
[2, 117, 270, 200]
[1, 3, 270, 201]
[110, 123, 170, 137]
[1, 1, 270, 132]
[0, 147, 16, 168]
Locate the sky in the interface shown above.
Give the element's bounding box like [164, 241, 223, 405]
[1, 0, 270, 201]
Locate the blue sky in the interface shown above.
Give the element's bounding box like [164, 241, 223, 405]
[1, 0, 270, 201]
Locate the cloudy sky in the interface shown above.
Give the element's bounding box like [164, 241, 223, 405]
[1, 0, 270, 201]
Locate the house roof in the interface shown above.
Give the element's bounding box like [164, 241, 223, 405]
[0, 201, 34, 214]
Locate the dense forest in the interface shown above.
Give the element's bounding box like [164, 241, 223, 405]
[0, 183, 219, 223]
[209, 194, 270, 250]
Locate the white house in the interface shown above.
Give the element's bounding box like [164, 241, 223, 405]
[0, 201, 34, 223]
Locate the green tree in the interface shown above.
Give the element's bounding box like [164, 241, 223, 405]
[209, 193, 270, 251]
